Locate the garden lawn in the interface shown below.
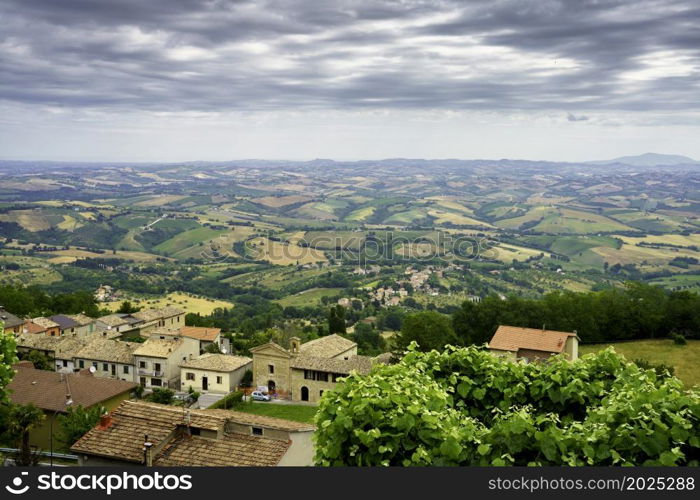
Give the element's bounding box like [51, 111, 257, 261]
[234, 402, 318, 424]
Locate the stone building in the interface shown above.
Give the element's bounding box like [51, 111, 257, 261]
[250, 334, 388, 403]
[179, 353, 252, 394]
[487, 325, 580, 362]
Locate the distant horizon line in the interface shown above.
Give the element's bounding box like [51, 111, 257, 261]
[0, 152, 697, 165]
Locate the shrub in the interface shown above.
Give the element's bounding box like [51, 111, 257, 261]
[208, 390, 243, 410]
[149, 388, 175, 405]
[240, 369, 253, 388]
[633, 358, 675, 378]
[315, 345, 700, 466]
[672, 333, 687, 345]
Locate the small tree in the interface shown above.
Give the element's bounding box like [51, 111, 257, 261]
[204, 342, 221, 354]
[240, 369, 253, 388]
[187, 386, 200, 404]
[149, 387, 175, 405]
[57, 405, 104, 449]
[7, 404, 45, 466]
[116, 301, 141, 314]
[24, 350, 55, 371]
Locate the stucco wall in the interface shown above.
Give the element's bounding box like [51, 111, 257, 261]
[179, 363, 251, 394]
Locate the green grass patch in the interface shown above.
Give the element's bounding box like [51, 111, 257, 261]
[234, 401, 318, 424]
[580, 339, 700, 388]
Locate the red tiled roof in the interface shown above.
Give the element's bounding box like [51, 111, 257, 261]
[179, 326, 221, 342]
[7, 363, 136, 412]
[488, 325, 578, 354]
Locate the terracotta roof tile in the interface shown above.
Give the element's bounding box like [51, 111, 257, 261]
[179, 326, 221, 342]
[16, 334, 91, 360]
[179, 353, 251, 372]
[291, 354, 373, 375]
[32, 317, 60, 329]
[488, 325, 578, 354]
[7, 363, 136, 412]
[207, 409, 316, 432]
[71, 401, 306, 466]
[0, 308, 24, 329]
[155, 433, 289, 467]
[133, 338, 184, 358]
[75, 338, 140, 364]
[132, 307, 184, 322]
[299, 334, 356, 358]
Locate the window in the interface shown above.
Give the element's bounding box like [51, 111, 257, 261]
[252, 427, 263, 436]
[317, 372, 328, 382]
[92, 362, 98, 369]
[268, 364, 274, 374]
[62, 360, 68, 367]
[123, 365, 129, 374]
[139, 361, 146, 369]
[103, 363, 108, 371]
[320, 390, 324, 397]
[154, 363, 161, 372]
[151, 378, 162, 387]
[79, 360, 84, 368]
[216, 376, 222, 384]
[186, 372, 195, 381]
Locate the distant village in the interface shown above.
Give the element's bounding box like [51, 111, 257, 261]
[1, 286, 580, 467]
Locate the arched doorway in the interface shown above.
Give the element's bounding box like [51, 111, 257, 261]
[300, 386, 309, 402]
[267, 380, 276, 393]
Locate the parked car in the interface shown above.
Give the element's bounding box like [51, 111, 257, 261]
[251, 391, 271, 402]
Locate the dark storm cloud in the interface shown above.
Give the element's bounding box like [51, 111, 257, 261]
[0, 0, 698, 113]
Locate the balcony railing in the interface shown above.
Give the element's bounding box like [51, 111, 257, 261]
[138, 369, 164, 377]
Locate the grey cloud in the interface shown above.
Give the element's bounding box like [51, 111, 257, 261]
[0, 0, 698, 114]
[567, 113, 589, 122]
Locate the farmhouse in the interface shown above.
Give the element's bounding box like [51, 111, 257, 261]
[251, 334, 386, 403]
[0, 306, 25, 334]
[179, 353, 252, 394]
[7, 361, 136, 450]
[31, 317, 61, 337]
[133, 337, 200, 389]
[15, 334, 90, 373]
[488, 325, 580, 362]
[71, 400, 315, 466]
[74, 338, 141, 382]
[179, 326, 222, 353]
[132, 306, 185, 329]
[49, 314, 96, 337]
[149, 326, 223, 354]
[95, 313, 143, 334]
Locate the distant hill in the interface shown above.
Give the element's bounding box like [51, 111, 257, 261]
[588, 153, 699, 167]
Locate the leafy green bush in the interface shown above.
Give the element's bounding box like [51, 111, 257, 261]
[314, 345, 699, 466]
[208, 390, 243, 409]
[57, 405, 104, 449]
[633, 358, 675, 378]
[672, 333, 688, 345]
[148, 388, 175, 405]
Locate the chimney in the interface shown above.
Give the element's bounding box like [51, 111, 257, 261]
[143, 435, 153, 467]
[99, 413, 112, 429]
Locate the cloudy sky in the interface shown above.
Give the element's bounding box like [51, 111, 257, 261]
[1, 0, 699, 162]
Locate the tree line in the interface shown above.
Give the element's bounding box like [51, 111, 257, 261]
[394, 282, 700, 352]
